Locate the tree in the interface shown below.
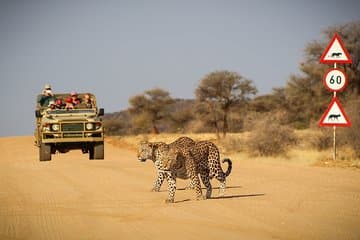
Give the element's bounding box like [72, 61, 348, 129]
[128, 88, 174, 134]
[195, 70, 257, 138]
[168, 99, 195, 133]
[103, 110, 131, 135]
[249, 88, 287, 113]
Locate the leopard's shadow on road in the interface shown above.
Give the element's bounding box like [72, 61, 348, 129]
[209, 193, 266, 200]
[174, 185, 266, 203]
[174, 193, 265, 203]
[176, 185, 243, 191]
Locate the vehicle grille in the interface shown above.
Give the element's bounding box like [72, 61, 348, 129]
[63, 133, 83, 138]
[41, 121, 103, 141]
[62, 123, 84, 132]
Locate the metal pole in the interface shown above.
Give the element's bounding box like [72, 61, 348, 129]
[333, 62, 337, 161]
[333, 125, 336, 160]
[333, 90, 336, 161]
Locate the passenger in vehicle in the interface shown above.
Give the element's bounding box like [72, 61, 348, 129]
[70, 91, 81, 107]
[65, 97, 74, 110]
[38, 84, 55, 107]
[48, 100, 56, 110]
[83, 93, 93, 108]
[55, 99, 64, 109]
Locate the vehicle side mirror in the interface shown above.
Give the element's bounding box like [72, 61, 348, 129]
[98, 108, 104, 116]
[35, 110, 42, 118]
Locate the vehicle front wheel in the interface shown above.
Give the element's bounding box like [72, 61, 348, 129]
[89, 143, 104, 160]
[40, 143, 52, 161]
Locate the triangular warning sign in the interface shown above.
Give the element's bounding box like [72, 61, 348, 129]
[319, 32, 352, 64]
[319, 97, 351, 127]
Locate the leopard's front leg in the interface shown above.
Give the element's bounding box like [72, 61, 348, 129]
[152, 171, 165, 192]
[165, 172, 177, 203]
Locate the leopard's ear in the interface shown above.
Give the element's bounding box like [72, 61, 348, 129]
[148, 142, 158, 146]
[149, 142, 161, 150]
[139, 141, 155, 151]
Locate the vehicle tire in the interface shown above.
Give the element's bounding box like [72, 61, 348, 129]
[40, 143, 51, 161]
[92, 142, 104, 160]
[89, 146, 94, 160]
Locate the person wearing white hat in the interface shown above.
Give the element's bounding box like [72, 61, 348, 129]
[38, 84, 55, 107]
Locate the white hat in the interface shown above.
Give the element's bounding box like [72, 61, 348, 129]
[44, 84, 52, 90]
[48, 100, 55, 106]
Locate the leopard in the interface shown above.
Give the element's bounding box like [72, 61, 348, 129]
[137, 137, 204, 202]
[159, 140, 232, 199]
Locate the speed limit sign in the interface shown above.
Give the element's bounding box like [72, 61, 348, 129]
[323, 68, 347, 92]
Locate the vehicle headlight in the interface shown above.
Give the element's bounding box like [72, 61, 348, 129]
[86, 123, 94, 130]
[95, 122, 102, 130]
[51, 124, 60, 131]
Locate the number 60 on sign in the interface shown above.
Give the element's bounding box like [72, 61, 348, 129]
[323, 68, 347, 92]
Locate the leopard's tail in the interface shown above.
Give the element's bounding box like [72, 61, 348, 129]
[222, 158, 232, 177]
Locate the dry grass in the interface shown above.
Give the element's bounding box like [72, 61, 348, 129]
[107, 133, 219, 151]
[107, 131, 359, 168]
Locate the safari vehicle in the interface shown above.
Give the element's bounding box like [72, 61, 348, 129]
[34, 93, 104, 161]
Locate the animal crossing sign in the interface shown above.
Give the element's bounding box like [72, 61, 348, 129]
[319, 32, 352, 64]
[319, 97, 351, 127]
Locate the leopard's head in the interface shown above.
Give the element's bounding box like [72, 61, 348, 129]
[137, 141, 167, 162]
[160, 148, 184, 171]
[137, 141, 155, 162]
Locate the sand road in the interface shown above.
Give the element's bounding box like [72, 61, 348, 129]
[0, 136, 359, 240]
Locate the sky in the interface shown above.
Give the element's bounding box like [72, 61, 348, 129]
[0, 0, 359, 137]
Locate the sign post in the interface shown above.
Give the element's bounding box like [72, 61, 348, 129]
[319, 32, 352, 160]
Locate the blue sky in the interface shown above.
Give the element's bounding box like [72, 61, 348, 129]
[0, 0, 359, 136]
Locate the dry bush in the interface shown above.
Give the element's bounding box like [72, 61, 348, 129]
[218, 133, 249, 154]
[306, 129, 333, 150]
[184, 119, 213, 133]
[247, 120, 297, 156]
[243, 110, 289, 131]
[338, 97, 360, 158]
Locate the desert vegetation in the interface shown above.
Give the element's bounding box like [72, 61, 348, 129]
[108, 130, 360, 168]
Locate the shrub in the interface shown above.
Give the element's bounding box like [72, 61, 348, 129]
[338, 97, 360, 158]
[307, 129, 333, 150]
[247, 119, 297, 156]
[219, 134, 247, 153]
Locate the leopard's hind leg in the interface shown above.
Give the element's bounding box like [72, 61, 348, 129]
[215, 171, 226, 196]
[200, 168, 212, 198]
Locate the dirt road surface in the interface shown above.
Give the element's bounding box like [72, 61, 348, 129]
[0, 136, 359, 240]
